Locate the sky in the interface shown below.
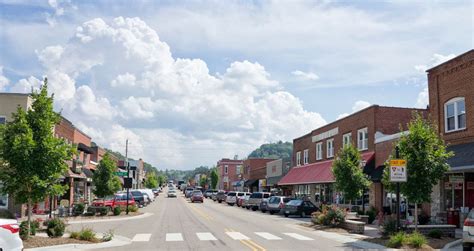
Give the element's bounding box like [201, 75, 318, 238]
[0, 0, 473, 170]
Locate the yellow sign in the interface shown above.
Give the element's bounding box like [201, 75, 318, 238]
[390, 159, 406, 166]
[390, 159, 407, 182]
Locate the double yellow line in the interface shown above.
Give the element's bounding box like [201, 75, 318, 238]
[185, 197, 214, 221]
[225, 228, 266, 251]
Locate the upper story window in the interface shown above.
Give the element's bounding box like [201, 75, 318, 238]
[445, 97, 466, 132]
[303, 149, 309, 165]
[236, 165, 242, 174]
[316, 142, 323, 160]
[224, 165, 228, 174]
[326, 139, 334, 158]
[0, 116, 5, 125]
[343, 132, 352, 147]
[357, 128, 368, 151]
[296, 151, 301, 166]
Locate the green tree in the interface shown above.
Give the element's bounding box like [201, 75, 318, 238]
[332, 145, 372, 208]
[93, 153, 120, 198]
[210, 169, 219, 189]
[199, 175, 207, 188]
[0, 80, 74, 238]
[248, 141, 292, 159]
[383, 113, 452, 229]
[157, 174, 166, 187]
[111, 176, 122, 192]
[144, 172, 159, 188]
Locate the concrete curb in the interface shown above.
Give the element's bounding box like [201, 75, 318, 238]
[442, 239, 463, 250]
[24, 235, 132, 251]
[67, 212, 153, 224]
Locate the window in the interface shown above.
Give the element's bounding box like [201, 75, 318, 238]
[343, 133, 352, 147]
[357, 128, 368, 150]
[316, 142, 322, 160]
[303, 149, 309, 164]
[236, 165, 241, 174]
[224, 165, 228, 174]
[296, 151, 301, 166]
[445, 97, 466, 132]
[0, 116, 5, 125]
[326, 139, 334, 158]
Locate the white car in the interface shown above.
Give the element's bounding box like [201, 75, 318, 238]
[226, 191, 245, 206]
[137, 189, 155, 202]
[168, 190, 177, 198]
[0, 218, 23, 251]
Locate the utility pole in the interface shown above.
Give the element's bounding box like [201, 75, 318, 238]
[395, 145, 401, 231]
[125, 139, 130, 215]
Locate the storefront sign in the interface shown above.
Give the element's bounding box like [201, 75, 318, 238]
[449, 175, 464, 183]
[390, 159, 407, 182]
[259, 179, 266, 187]
[312, 127, 339, 142]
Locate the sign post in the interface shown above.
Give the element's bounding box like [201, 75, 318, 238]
[390, 146, 407, 230]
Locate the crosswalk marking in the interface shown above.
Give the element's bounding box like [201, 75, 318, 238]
[254, 232, 282, 240]
[132, 233, 152, 242]
[196, 232, 217, 241]
[166, 233, 184, 242]
[283, 233, 313, 241]
[226, 231, 250, 240]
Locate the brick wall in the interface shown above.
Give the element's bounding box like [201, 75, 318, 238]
[217, 159, 243, 190]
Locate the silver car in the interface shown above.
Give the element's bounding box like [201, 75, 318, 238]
[267, 196, 292, 214]
[463, 209, 474, 250]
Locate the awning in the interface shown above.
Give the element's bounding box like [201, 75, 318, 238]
[244, 179, 258, 187]
[77, 143, 94, 154]
[278, 151, 375, 185]
[232, 180, 244, 187]
[447, 142, 474, 172]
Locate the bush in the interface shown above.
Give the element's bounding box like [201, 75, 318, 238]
[311, 205, 345, 226]
[408, 231, 427, 248]
[79, 228, 97, 241]
[46, 218, 66, 238]
[381, 217, 397, 237]
[367, 207, 377, 224]
[98, 207, 109, 216]
[427, 229, 442, 239]
[113, 206, 121, 216]
[83, 211, 95, 216]
[70, 231, 80, 239]
[72, 203, 85, 216]
[19, 220, 40, 240]
[129, 205, 138, 212]
[102, 229, 114, 242]
[387, 232, 406, 248]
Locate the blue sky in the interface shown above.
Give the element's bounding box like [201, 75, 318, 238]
[0, 0, 472, 170]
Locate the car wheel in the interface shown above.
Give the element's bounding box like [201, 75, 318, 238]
[270, 211, 274, 215]
[463, 244, 472, 251]
[218, 200, 222, 203]
[284, 213, 289, 217]
[252, 207, 257, 211]
[261, 210, 266, 213]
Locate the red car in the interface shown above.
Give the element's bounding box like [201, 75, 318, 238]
[92, 193, 136, 210]
[191, 190, 204, 203]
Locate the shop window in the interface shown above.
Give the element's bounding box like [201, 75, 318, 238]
[326, 139, 334, 158]
[357, 128, 368, 150]
[224, 165, 228, 174]
[316, 142, 322, 160]
[303, 149, 309, 165]
[445, 97, 466, 132]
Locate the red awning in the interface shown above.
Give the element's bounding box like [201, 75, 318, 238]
[278, 151, 375, 186]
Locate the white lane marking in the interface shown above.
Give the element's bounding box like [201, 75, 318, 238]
[254, 232, 282, 240]
[166, 233, 184, 242]
[132, 233, 152, 242]
[283, 233, 313, 240]
[226, 232, 250, 240]
[196, 232, 217, 241]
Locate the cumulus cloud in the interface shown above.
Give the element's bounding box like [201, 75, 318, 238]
[415, 87, 429, 108]
[291, 70, 319, 81]
[0, 67, 9, 91]
[45, 0, 75, 26]
[10, 76, 42, 93]
[337, 100, 371, 119]
[23, 17, 326, 169]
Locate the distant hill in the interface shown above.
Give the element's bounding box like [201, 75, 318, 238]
[248, 141, 293, 159]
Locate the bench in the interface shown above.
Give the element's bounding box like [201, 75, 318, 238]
[406, 224, 456, 237]
[341, 219, 365, 234]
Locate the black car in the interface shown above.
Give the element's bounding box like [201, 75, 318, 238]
[283, 199, 319, 217]
[130, 190, 146, 207]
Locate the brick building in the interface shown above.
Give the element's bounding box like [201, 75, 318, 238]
[279, 105, 426, 211]
[216, 159, 243, 191]
[426, 50, 474, 220]
[242, 158, 276, 192]
[265, 158, 291, 194]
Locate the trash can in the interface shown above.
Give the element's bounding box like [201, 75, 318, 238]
[447, 209, 460, 227]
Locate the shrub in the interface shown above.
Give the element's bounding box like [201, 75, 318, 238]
[83, 211, 95, 216]
[381, 217, 397, 236]
[102, 229, 114, 242]
[113, 206, 121, 216]
[98, 207, 109, 216]
[367, 207, 377, 224]
[427, 229, 442, 239]
[387, 232, 406, 248]
[312, 205, 345, 226]
[408, 231, 427, 248]
[129, 205, 138, 212]
[19, 220, 40, 240]
[46, 218, 66, 238]
[70, 231, 80, 239]
[79, 228, 97, 241]
[72, 203, 85, 216]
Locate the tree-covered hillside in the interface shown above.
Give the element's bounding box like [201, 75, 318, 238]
[248, 141, 293, 159]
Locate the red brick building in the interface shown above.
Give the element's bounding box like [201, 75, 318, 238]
[217, 159, 243, 191]
[279, 105, 426, 211]
[242, 158, 276, 192]
[426, 50, 474, 220]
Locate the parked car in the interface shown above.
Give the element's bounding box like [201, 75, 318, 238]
[237, 193, 251, 207]
[242, 194, 251, 208]
[267, 196, 292, 215]
[225, 191, 238, 206]
[152, 188, 160, 196]
[216, 190, 227, 203]
[246, 192, 271, 211]
[204, 189, 217, 198]
[93, 194, 137, 210]
[138, 189, 156, 201]
[185, 187, 195, 198]
[283, 199, 319, 217]
[191, 190, 204, 203]
[463, 209, 474, 250]
[168, 190, 177, 198]
[0, 218, 22, 251]
[130, 190, 146, 207]
[260, 197, 269, 213]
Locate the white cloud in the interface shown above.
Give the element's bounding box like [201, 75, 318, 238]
[292, 70, 319, 81]
[10, 76, 42, 93]
[337, 100, 371, 119]
[415, 87, 429, 108]
[45, 0, 75, 26]
[414, 53, 456, 73]
[0, 67, 9, 91]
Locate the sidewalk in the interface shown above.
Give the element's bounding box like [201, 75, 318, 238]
[26, 212, 153, 224]
[24, 235, 132, 251]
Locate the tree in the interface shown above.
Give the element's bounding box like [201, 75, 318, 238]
[144, 172, 159, 189]
[332, 145, 372, 209]
[0, 80, 74, 238]
[93, 153, 120, 198]
[248, 141, 292, 159]
[157, 174, 166, 187]
[199, 175, 207, 188]
[210, 169, 219, 189]
[383, 113, 452, 229]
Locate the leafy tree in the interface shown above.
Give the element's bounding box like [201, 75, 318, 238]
[332, 145, 372, 208]
[199, 175, 207, 188]
[383, 113, 452, 229]
[210, 168, 219, 189]
[93, 153, 120, 198]
[0, 81, 74, 237]
[144, 172, 159, 188]
[111, 176, 122, 192]
[248, 141, 292, 159]
[157, 174, 166, 187]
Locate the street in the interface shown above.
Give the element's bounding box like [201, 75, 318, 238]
[68, 188, 353, 251]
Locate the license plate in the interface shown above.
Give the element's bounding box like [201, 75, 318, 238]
[285, 211, 290, 214]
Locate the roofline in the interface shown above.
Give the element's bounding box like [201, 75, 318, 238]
[426, 49, 474, 72]
[0, 92, 31, 96]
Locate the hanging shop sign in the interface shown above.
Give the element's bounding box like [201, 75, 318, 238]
[389, 159, 407, 182]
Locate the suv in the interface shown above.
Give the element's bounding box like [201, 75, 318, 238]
[93, 193, 137, 210]
[130, 190, 146, 207]
[225, 191, 242, 206]
[267, 196, 292, 214]
[463, 209, 474, 250]
[246, 192, 271, 211]
[237, 192, 251, 207]
[185, 187, 195, 198]
[216, 190, 227, 203]
[204, 189, 217, 198]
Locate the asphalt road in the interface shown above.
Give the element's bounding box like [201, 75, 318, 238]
[68, 189, 355, 251]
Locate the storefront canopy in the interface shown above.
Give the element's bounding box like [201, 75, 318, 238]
[278, 151, 375, 186]
[232, 180, 244, 187]
[447, 142, 474, 172]
[77, 143, 94, 154]
[244, 179, 258, 187]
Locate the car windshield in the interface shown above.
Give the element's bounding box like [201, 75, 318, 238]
[169, 190, 176, 193]
[193, 191, 202, 195]
[286, 200, 303, 206]
[228, 192, 236, 196]
[249, 193, 262, 198]
[263, 193, 270, 198]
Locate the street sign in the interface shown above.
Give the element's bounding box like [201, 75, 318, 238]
[390, 159, 407, 182]
[114, 171, 128, 177]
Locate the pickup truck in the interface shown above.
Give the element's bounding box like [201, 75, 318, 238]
[92, 193, 136, 210]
